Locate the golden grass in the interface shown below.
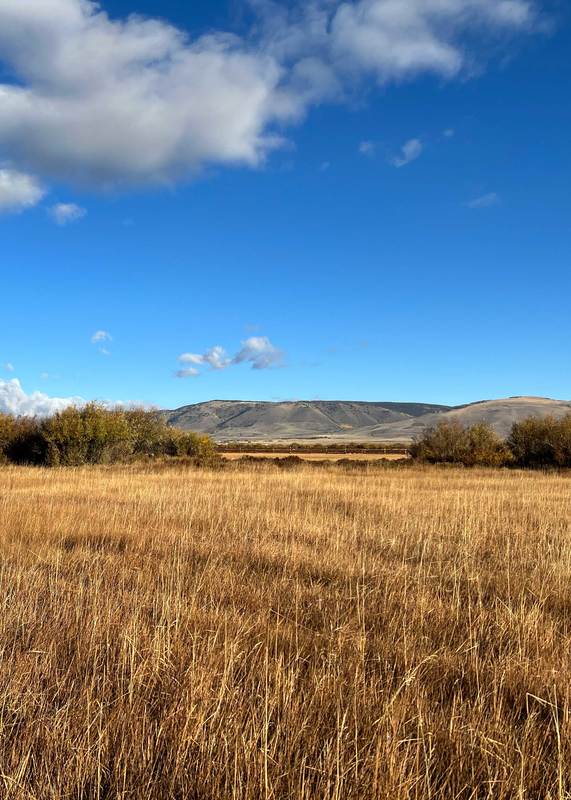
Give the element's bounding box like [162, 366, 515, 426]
[1, 463, 571, 799]
[222, 452, 408, 461]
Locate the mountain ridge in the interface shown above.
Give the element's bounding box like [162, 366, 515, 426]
[162, 396, 571, 442]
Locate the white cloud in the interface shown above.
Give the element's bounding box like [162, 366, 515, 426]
[233, 337, 284, 370]
[257, 0, 536, 87]
[49, 202, 87, 225]
[3, 362, 15, 373]
[0, 378, 83, 417]
[178, 353, 205, 366]
[179, 346, 232, 371]
[359, 140, 376, 157]
[91, 330, 112, 344]
[176, 336, 283, 377]
[0, 1, 296, 189]
[390, 138, 423, 167]
[0, 168, 45, 213]
[467, 192, 499, 208]
[0, 0, 538, 192]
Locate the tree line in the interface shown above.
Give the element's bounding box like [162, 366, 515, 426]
[2, 405, 571, 470]
[411, 415, 571, 468]
[0, 405, 217, 467]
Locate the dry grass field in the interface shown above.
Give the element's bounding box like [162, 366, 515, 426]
[222, 452, 408, 462]
[1, 463, 571, 799]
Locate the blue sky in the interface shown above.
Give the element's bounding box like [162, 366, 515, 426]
[0, 0, 569, 413]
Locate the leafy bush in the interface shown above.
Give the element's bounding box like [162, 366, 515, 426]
[465, 423, 513, 467]
[508, 414, 571, 467]
[170, 431, 218, 462]
[411, 421, 511, 467]
[0, 413, 16, 463]
[0, 405, 217, 467]
[42, 405, 133, 466]
[123, 409, 172, 457]
[410, 421, 469, 464]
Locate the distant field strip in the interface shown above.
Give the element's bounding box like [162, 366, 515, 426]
[222, 452, 409, 461]
[1, 464, 571, 798]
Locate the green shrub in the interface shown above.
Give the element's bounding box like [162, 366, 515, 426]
[0, 405, 216, 468]
[41, 404, 132, 466]
[123, 409, 171, 457]
[171, 431, 218, 461]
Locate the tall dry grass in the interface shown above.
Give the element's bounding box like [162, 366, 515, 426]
[0, 463, 570, 799]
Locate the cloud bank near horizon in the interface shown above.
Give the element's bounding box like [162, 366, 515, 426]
[0, 378, 83, 417]
[0, 0, 539, 202]
[0, 377, 153, 417]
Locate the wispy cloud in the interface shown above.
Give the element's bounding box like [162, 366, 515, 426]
[3, 362, 15, 373]
[49, 203, 87, 226]
[175, 367, 200, 379]
[390, 138, 423, 168]
[91, 330, 112, 345]
[467, 192, 499, 209]
[176, 337, 283, 378]
[359, 141, 376, 157]
[91, 330, 113, 356]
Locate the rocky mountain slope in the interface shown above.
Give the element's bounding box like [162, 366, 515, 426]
[163, 400, 450, 441]
[163, 396, 571, 442]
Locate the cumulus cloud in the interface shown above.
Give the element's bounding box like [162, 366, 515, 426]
[49, 202, 87, 225]
[179, 346, 232, 371]
[0, 0, 538, 193]
[176, 336, 283, 377]
[0, 0, 295, 189]
[467, 191, 499, 208]
[390, 138, 423, 167]
[0, 378, 83, 417]
[233, 337, 284, 370]
[0, 168, 45, 213]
